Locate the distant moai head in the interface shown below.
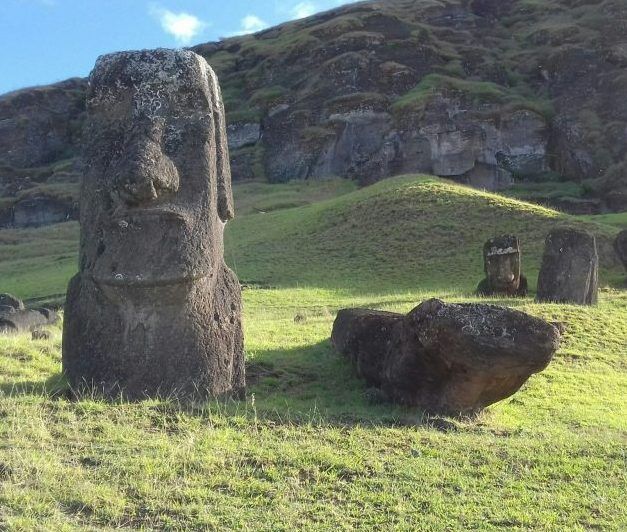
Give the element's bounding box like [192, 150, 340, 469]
[483, 235, 522, 294]
[81, 49, 234, 288]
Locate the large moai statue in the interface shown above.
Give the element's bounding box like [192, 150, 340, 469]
[476, 235, 528, 297]
[536, 227, 598, 305]
[62, 49, 244, 399]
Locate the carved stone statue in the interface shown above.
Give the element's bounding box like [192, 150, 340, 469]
[536, 227, 598, 305]
[62, 49, 244, 399]
[476, 235, 528, 297]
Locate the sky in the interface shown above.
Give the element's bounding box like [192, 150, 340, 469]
[0, 0, 354, 95]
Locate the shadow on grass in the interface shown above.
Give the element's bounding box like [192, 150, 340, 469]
[0, 372, 69, 399]
[0, 340, 462, 430]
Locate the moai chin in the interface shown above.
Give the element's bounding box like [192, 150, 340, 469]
[476, 235, 528, 297]
[62, 49, 244, 399]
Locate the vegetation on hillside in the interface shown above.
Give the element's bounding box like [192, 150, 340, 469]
[0, 175, 625, 529]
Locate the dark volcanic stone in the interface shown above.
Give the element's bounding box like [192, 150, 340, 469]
[332, 299, 560, 415]
[476, 234, 528, 297]
[62, 49, 244, 400]
[615, 230, 627, 269]
[0, 293, 24, 311]
[0, 310, 51, 335]
[536, 228, 599, 305]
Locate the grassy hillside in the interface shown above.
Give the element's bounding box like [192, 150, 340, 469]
[0, 175, 626, 529]
[226, 175, 624, 292]
[1, 175, 623, 301]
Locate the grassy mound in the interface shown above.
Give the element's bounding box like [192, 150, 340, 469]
[0, 175, 625, 529]
[2, 175, 622, 300]
[226, 175, 623, 292]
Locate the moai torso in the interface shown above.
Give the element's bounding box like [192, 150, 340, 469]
[62, 49, 244, 399]
[537, 228, 598, 305]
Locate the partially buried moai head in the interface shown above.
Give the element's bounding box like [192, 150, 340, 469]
[80, 49, 233, 287]
[484, 235, 522, 293]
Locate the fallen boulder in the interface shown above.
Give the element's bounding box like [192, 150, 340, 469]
[0, 293, 25, 311]
[0, 309, 52, 335]
[536, 228, 598, 305]
[332, 298, 560, 415]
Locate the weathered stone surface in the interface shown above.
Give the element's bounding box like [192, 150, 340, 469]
[62, 49, 244, 400]
[477, 235, 528, 297]
[0, 78, 86, 168]
[227, 122, 261, 150]
[10, 196, 76, 228]
[2, 1, 626, 213]
[536, 228, 599, 305]
[332, 299, 559, 415]
[0, 293, 25, 311]
[0, 309, 55, 335]
[615, 230, 627, 269]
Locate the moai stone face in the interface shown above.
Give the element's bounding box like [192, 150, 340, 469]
[63, 49, 244, 399]
[80, 49, 233, 287]
[477, 235, 527, 297]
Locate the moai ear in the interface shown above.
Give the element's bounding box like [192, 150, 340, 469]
[207, 64, 235, 222]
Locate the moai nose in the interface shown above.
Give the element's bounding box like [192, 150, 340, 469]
[116, 136, 179, 206]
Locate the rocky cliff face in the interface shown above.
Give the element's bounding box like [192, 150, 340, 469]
[0, 0, 625, 221]
[0, 79, 85, 227]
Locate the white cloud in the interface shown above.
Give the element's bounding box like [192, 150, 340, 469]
[242, 14, 269, 33]
[150, 7, 207, 44]
[230, 14, 269, 36]
[292, 2, 317, 19]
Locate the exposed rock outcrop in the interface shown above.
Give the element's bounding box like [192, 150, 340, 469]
[0, 78, 86, 168]
[0, 294, 59, 335]
[332, 298, 560, 415]
[1, 0, 626, 216]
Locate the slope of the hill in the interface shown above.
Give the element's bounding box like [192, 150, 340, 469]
[225, 175, 624, 292]
[1, 0, 626, 227]
[1, 175, 623, 302]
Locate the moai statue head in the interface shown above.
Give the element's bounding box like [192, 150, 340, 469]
[63, 49, 244, 400]
[80, 49, 234, 289]
[477, 235, 527, 297]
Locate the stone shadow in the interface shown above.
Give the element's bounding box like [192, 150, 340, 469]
[0, 340, 464, 429]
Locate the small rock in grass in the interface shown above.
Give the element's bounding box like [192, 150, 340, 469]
[32, 329, 51, 341]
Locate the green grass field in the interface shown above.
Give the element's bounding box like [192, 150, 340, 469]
[1, 175, 626, 530]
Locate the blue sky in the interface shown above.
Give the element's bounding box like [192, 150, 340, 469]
[0, 0, 353, 95]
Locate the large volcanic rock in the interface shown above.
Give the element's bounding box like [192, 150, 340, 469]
[0, 294, 59, 335]
[0, 78, 86, 169]
[332, 298, 560, 415]
[536, 228, 599, 305]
